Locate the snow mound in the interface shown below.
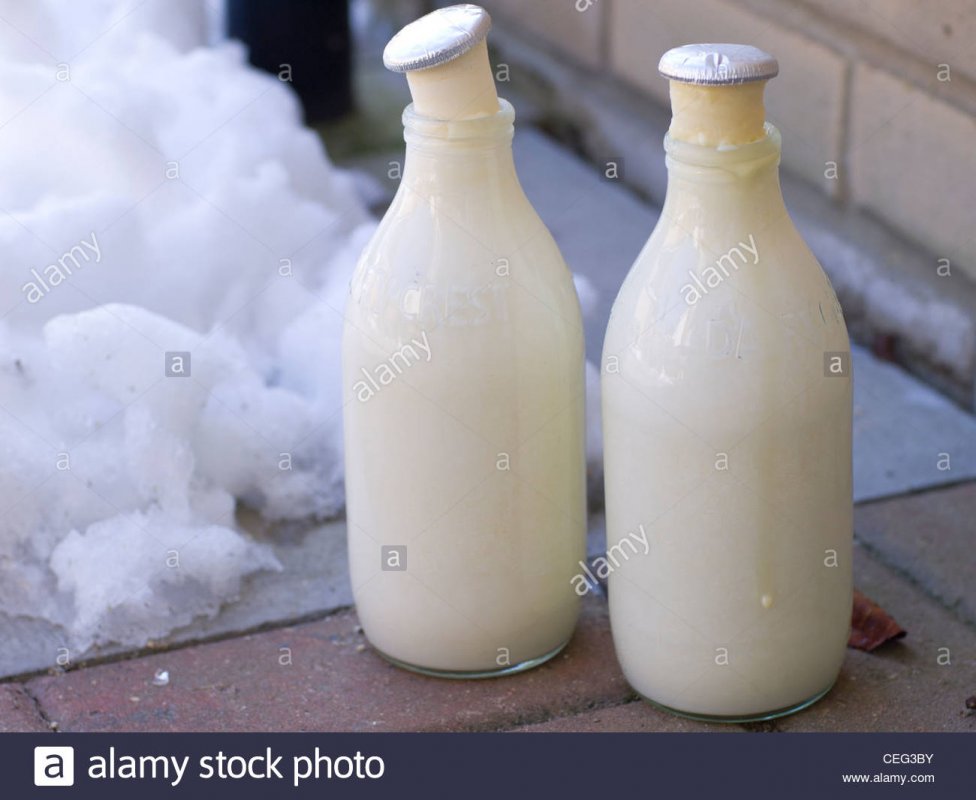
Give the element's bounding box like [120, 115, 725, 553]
[0, 0, 604, 656]
[0, 0, 372, 652]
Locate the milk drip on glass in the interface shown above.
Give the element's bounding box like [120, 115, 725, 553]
[342, 5, 586, 677]
[602, 44, 853, 720]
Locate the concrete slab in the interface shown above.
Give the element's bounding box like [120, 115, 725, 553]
[514, 128, 655, 363]
[854, 481, 976, 627]
[0, 517, 351, 680]
[852, 346, 976, 502]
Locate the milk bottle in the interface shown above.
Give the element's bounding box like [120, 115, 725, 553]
[343, 5, 586, 677]
[602, 44, 853, 719]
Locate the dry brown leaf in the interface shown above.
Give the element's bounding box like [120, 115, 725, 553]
[849, 588, 907, 651]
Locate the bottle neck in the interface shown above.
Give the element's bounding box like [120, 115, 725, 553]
[668, 81, 767, 147]
[399, 99, 518, 195]
[404, 39, 500, 120]
[661, 124, 788, 227]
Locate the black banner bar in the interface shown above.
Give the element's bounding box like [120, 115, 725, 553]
[7, 732, 967, 798]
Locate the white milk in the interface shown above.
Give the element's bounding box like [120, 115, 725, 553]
[602, 45, 852, 719]
[342, 6, 586, 676]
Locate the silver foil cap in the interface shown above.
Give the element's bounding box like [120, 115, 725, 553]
[383, 4, 492, 74]
[658, 43, 778, 85]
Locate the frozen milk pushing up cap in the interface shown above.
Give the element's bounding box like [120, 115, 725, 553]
[658, 43, 780, 147]
[383, 4, 499, 120]
[658, 43, 778, 85]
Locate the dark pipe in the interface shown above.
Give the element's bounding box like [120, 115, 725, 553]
[227, 0, 353, 123]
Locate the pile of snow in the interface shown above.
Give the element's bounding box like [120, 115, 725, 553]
[0, 0, 604, 655]
[0, 0, 374, 651]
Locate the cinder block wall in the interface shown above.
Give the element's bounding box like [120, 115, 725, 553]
[481, 0, 975, 284]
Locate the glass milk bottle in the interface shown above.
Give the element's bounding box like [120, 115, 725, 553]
[342, 5, 586, 678]
[602, 44, 852, 720]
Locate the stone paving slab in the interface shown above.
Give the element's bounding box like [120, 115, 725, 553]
[0, 517, 351, 681]
[851, 348, 976, 503]
[854, 482, 976, 628]
[26, 595, 630, 733]
[515, 128, 655, 364]
[0, 685, 49, 733]
[179, 515, 352, 643]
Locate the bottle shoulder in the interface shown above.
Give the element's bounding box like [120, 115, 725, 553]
[604, 212, 849, 364]
[354, 181, 566, 283]
[346, 191, 581, 342]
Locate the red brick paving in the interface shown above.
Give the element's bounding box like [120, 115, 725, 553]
[511, 701, 734, 732]
[0, 684, 50, 733]
[27, 595, 631, 733]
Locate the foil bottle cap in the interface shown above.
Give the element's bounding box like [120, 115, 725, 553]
[658, 43, 779, 85]
[383, 4, 492, 74]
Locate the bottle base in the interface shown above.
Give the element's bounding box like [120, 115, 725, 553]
[372, 638, 571, 680]
[637, 680, 836, 724]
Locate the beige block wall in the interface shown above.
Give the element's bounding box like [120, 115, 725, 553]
[812, 0, 976, 83]
[849, 62, 976, 275]
[609, 0, 847, 195]
[475, 0, 976, 281]
[482, 0, 605, 68]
